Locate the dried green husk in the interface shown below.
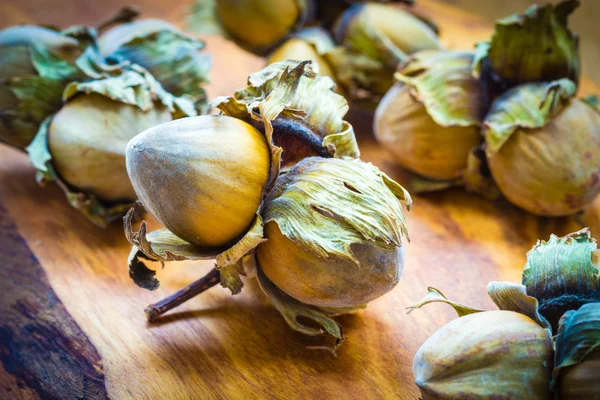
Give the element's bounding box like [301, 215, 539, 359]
[328, 3, 441, 102]
[0, 25, 91, 150]
[262, 156, 410, 264]
[27, 62, 196, 227]
[522, 228, 600, 332]
[484, 79, 600, 216]
[552, 303, 600, 399]
[257, 157, 410, 308]
[257, 268, 366, 355]
[473, 0, 580, 89]
[410, 282, 553, 400]
[188, 0, 311, 55]
[124, 209, 265, 294]
[98, 18, 210, 111]
[267, 28, 338, 84]
[212, 60, 359, 168]
[374, 50, 489, 182]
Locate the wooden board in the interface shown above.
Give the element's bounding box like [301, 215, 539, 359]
[1, 1, 599, 399]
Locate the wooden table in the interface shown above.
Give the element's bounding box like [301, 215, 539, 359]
[1, 1, 599, 399]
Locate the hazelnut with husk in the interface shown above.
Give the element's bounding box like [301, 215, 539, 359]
[211, 60, 359, 168]
[258, 157, 410, 308]
[27, 60, 196, 227]
[98, 18, 211, 111]
[483, 79, 600, 216]
[125, 60, 358, 251]
[0, 7, 139, 150]
[125, 155, 410, 352]
[127, 115, 270, 248]
[473, 0, 580, 90]
[522, 228, 600, 332]
[409, 282, 553, 399]
[267, 28, 338, 85]
[552, 302, 600, 399]
[374, 50, 489, 182]
[188, 0, 311, 55]
[328, 2, 441, 103]
[0, 25, 88, 150]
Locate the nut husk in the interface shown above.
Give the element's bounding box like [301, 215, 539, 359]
[484, 79, 600, 216]
[212, 60, 359, 168]
[374, 51, 488, 181]
[98, 18, 210, 110]
[413, 310, 553, 400]
[188, 0, 310, 55]
[552, 303, 600, 399]
[522, 228, 600, 332]
[27, 62, 195, 226]
[473, 0, 580, 89]
[267, 28, 337, 85]
[0, 25, 86, 149]
[257, 156, 411, 308]
[126, 115, 271, 248]
[329, 3, 441, 101]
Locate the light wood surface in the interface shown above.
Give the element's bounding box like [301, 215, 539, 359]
[1, 1, 599, 399]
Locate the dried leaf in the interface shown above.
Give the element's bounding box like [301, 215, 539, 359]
[395, 51, 488, 128]
[257, 268, 344, 355]
[124, 209, 265, 294]
[486, 281, 551, 333]
[472, 0, 580, 87]
[483, 79, 576, 153]
[407, 286, 484, 317]
[552, 303, 600, 390]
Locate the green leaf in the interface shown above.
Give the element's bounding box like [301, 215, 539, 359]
[0, 76, 65, 148]
[406, 286, 484, 317]
[99, 20, 210, 107]
[63, 63, 197, 117]
[30, 40, 80, 81]
[483, 79, 576, 152]
[552, 303, 600, 390]
[474, 0, 580, 87]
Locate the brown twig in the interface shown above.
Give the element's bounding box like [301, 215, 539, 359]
[144, 268, 221, 322]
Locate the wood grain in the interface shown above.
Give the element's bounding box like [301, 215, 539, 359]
[0, 203, 107, 400]
[1, 1, 599, 399]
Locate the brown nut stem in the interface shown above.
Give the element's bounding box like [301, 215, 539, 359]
[144, 268, 221, 322]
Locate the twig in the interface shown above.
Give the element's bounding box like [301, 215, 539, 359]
[144, 268, 221, 322]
